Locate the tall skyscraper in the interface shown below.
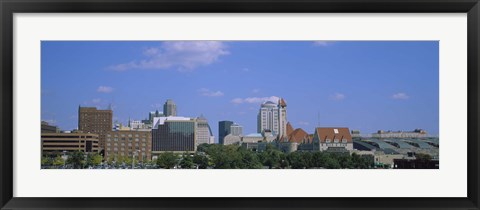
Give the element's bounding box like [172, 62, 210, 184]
[195, 115, 215, 145]
[218, 120, 233, 144]
[78, 106, 113, 151]
[163, 99, 177, 116]
[230, 123, 243, 136]
[257, 98, 287, 137]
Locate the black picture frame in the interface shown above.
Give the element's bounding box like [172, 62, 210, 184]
[1, 0, 479, 209]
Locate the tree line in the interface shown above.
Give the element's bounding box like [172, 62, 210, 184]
[41, 144, 375, 169]
[156, 144, 374, 169]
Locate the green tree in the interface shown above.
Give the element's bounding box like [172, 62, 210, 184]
[238, 148, 262, 169]
[41, 156, 53, 166]
[66, 150, 85, 169]
[415, 153, 432, 161]
[86, 153, 103, 167]
[193, 153, 209, 169]
[287, 152, 306, 169]
[180, 153, 194, 169]
[52, 155, 65, 167]
[156, 152, 178, 169]
[115, 156, 125, 167]
[107, 156, 115, 165]
[324, 157, 341, 169]
[259, 146, 283, 169]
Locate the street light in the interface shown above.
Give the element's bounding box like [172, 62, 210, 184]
[132, 150, 140, 169]
[62, 150, 67, 168]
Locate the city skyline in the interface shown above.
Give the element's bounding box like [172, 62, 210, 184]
[42, 41, 439, 140]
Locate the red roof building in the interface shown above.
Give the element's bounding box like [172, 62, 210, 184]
[312, 127, 353, 151]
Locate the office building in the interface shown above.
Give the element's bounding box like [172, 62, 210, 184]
[41, 121, 58, 133]
[163, 99, 177, 117]
[105, 130, 152, 161]
[78, 106, 113, 150]
[218, 120, 233, 144]
[196, 115, 215, 145]
[257, 98, 287, 137]
[41, 132, 99, 156]
[151, 117, 196, 155]
[230, 123, 243, 136]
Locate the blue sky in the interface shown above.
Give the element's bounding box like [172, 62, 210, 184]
[41, 41, 439, 140]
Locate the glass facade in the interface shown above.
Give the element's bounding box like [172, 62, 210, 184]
[218, 121, 233, 145]
[152, 121, 196, 151]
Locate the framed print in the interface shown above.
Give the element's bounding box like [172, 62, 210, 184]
[1, 0, 479, 209]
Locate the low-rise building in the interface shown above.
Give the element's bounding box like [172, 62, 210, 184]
[105, 130, 152, 162]
[41, 121, 59, 133]
[223, 134, 242, 145]
[312, 127, 353, 152]
[372, 129, 428, 138]
[41, 132, 100, 156]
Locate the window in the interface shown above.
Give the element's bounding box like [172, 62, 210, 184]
[334, 139, 339, 143]
[342, 139, 347, 143]
[334, 129, 339, 134]
[326, 139, 331, 143]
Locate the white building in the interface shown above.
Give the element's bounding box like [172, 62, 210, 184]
[256, 98, 288, 137]
[230, 123, 243, 136]
[195, 115, 215, 145]
[129, 120, 146, 129]
[223, 134, 242, 145]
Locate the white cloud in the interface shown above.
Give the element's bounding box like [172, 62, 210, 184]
[252, 89, 260, 93]
[331, 93, 345, 100]
[392, 92, 409, 100]
[97, 86, 114, 93]
[313, 41, 334, 46]
[108, 41, 229, 71]
[231, 96, 280, 104]
[198, 88, 224, 97]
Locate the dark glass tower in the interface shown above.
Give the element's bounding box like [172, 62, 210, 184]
[218, 120, 233, 145]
